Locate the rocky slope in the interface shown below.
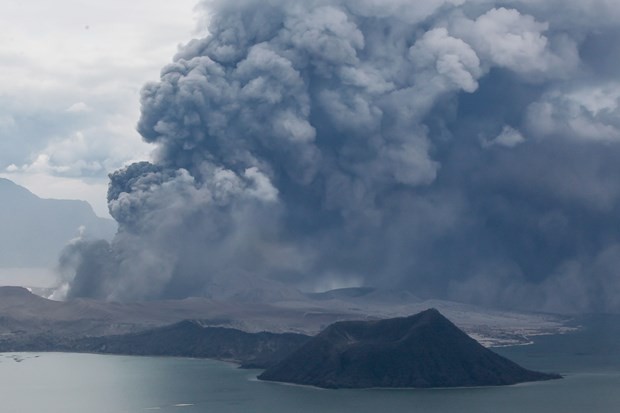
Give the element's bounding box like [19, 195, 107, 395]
[258, 309, 561, 388]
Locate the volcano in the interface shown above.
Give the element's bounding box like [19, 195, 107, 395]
[258, 309, 561, 388]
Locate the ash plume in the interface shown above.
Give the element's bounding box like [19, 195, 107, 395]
[61, 0, 620, 313]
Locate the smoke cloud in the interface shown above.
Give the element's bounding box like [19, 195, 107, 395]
[62, 0, 620, 313]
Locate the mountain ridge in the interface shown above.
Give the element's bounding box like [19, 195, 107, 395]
[0, 178, 116, 267]
[258, 309, 561, 388]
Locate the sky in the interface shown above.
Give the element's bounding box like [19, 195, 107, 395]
[4, 0, 620, 314]
[0, 0, 200, 217]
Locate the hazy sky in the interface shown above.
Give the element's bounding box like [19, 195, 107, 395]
[5, 0, 620, 313]
[0, 0, 200, 216]
[58, 0, 620, 314]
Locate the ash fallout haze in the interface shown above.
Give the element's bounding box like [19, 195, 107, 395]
[59, 0, 620, 314]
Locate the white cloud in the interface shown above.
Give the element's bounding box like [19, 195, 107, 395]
[450, 7, 578, 77]
[66, 102, 91, 113]
[410, 27, 482, 94]
[244, 167, 279, 202]
[526, 83, 620, 142]
[0, 0, 200, 206]
[13, 126, 149, 178]
[483, 125, 526, 148]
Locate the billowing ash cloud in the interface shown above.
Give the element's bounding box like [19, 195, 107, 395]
[61, 0, 620, 313]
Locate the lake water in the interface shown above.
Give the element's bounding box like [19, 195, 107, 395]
[1, 316, 619, 413]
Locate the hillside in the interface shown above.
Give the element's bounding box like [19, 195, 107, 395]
[67, 320, 311, 368]
[0, 178, 116, 267]
[258, 309, 561, 388]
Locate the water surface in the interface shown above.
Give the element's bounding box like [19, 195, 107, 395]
[0, 349, 618, 413]
[2, 314, 619, 412]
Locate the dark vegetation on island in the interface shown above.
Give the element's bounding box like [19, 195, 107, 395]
[258, 309, 561, 388]
[0, 320, 309, 369]
[66, 321, 311, 368]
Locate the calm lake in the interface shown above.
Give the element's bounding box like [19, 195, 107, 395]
[1, 315, 619, 413]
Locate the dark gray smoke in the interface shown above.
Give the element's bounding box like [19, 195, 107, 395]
[61, 0, 620, 313]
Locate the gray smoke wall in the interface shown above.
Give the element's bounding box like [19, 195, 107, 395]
[61, 0, 620, 313]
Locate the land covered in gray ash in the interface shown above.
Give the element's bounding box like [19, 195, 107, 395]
[0, 285, 569, 386]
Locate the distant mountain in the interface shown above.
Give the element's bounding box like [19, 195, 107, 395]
[0, 287, 310, 367]
[305, 287, 378, 301]
[258, 309, 561, 388]
[305, 287, 421, 304]
[0, 285, 571, 350]
[0, 178, 116, 267]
